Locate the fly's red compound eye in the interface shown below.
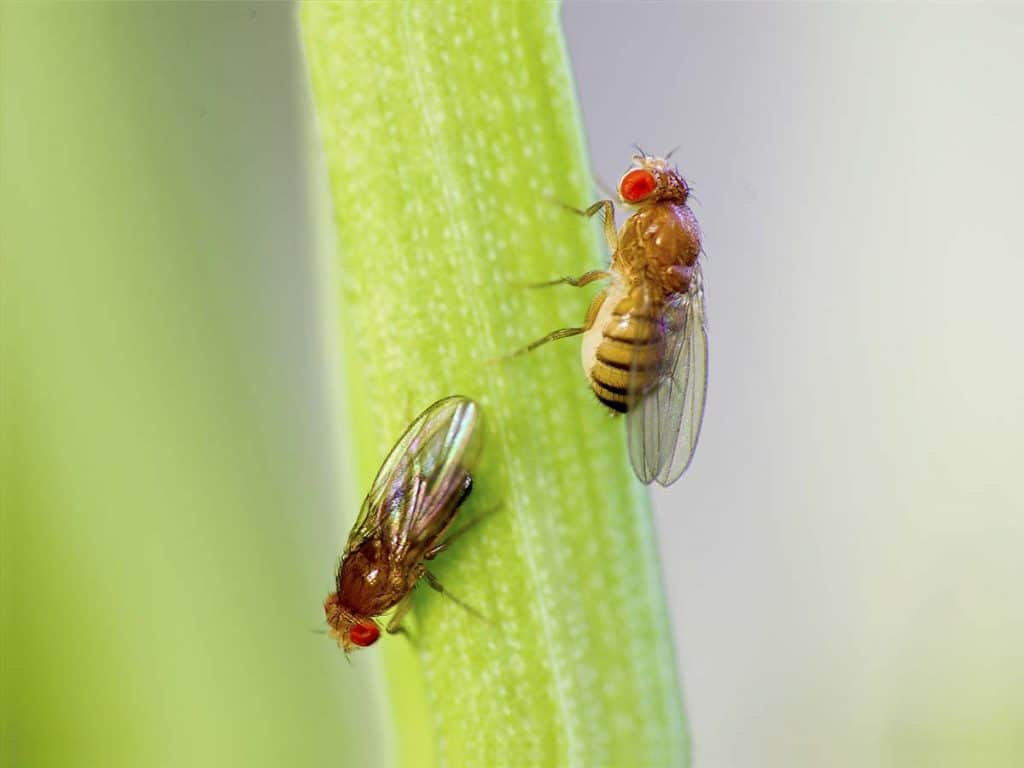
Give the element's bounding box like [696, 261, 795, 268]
[349, 620, 380, 647]
[619, 168, 657, 203]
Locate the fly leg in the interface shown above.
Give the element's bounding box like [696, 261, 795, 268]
[507, 326, 585, 358]
[561, 199, 619, 251]
[527, 269, 611, 289]
[525, 196, 615, 293]
[422, 569, 490, 625]
[506, 285, 608, 359]
[488, 325, 584, 364]
[385, 593, 416, 639]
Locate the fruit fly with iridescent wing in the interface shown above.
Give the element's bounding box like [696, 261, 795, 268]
[324, 396, 484, 652]
[515, 153, 708, 487]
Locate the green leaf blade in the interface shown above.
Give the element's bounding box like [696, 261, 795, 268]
[301, 3, 687, 765]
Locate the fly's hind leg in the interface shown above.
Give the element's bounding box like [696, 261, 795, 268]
[422, 569, 490, 625]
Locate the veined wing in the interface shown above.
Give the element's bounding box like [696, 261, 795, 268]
[344, 396, 483, 563]
[627, 266, 708, 486]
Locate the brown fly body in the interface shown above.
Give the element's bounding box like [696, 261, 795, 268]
[518, 153, 708, 487]
[324, 396, 483, 652]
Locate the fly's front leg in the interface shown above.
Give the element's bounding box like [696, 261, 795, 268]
[386, 592, 416, 638]
[562, 199, 619, 251]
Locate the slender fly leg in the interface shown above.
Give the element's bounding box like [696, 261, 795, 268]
[561, 199, 619, 251]
[422, 569, 490, 625]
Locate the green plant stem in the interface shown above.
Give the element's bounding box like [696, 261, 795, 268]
[301, 3, 687, 766]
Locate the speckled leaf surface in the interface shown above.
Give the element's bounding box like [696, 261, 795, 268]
[300, 3, 687, 766]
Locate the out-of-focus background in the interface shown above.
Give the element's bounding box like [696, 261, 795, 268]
[563, 3, 1024, 766]
[2, 3, 1022, 768]
[2, 5, 384, 766]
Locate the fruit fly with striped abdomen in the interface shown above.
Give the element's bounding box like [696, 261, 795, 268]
[516, 153, 708, 487]
[324, 396, 484, 652]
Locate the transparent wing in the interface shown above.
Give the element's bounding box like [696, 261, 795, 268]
[343, 396, 483, 564]
[625, 279, 669, 484]
[627, 266, 708, 486]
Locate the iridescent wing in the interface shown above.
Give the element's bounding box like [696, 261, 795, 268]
[627, 266, 708, 486]
[343, 396, 483, 565]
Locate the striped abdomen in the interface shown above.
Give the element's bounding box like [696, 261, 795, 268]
[580, 281, 664, 413]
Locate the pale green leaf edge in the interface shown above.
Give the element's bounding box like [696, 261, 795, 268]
[300, 3, 688, 766]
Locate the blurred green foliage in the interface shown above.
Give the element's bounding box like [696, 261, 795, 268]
[1, 5, 376, 766]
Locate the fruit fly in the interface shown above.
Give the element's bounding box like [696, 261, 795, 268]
[518, 153, 708, 487]
[324, 395, 483, 652]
